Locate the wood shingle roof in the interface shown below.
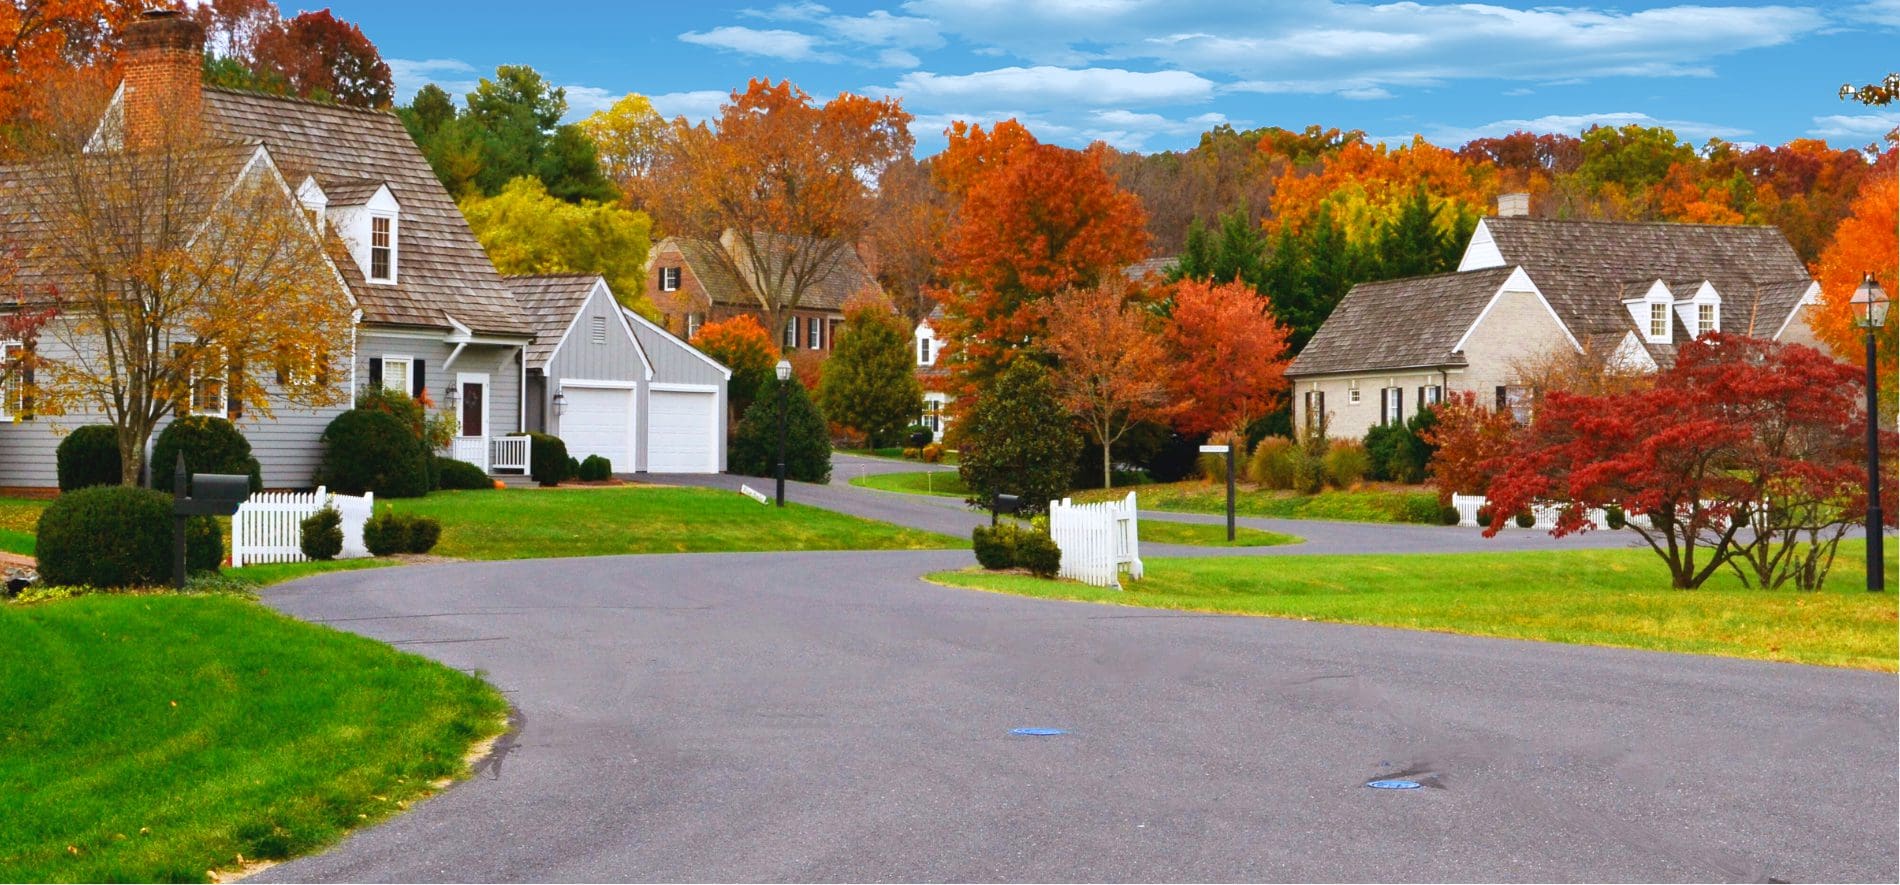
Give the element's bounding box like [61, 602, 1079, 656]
[1287, 266, 1518, 377]
[507, 273, 603, 370]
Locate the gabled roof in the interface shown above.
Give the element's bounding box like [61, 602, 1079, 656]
[199, 87, 530, 337]
[1475, 217, 1813, 339]
[316, 175, 390, 206]
[1287, 266, 1519, 377]
[664, 233, 876, 312]
[507, 274, 607, 369]
[1122, 256, 1177, 281]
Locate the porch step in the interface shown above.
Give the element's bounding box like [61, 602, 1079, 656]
[491, 472, 538, 488]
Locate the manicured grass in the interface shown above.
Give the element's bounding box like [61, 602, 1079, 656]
[389, 485, 962, 559]
[1075, 481, 1440, 524]
[0, 594, 508, 882]
[929, 540, 1900, 670]
[0, 497, 44, 556]
[1139, 520, 1300, 548]
[840, 447, 960, 465]
[849, 469, 970, 498]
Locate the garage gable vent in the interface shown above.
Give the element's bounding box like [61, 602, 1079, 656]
[591, 316, 607, 344]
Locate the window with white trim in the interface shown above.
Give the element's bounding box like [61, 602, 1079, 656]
[660, 266, 681, 291]
[381, 356, 413, 394]
[190, 352, 227, 418]
[808, 317, 822, 350]
[783, 317, 797, 350]
[0, 341, 22, 420]
[1697, 302, 1717, 336]
[1649, 302, 1669, 340]
[686, 312, 704, 339]
[368, 214, 397, 283]
[1423, 385, 1443, 406]
[1382, 387, 1402, 426]
[918, 337, 932, 365]
[1347, 386, 1360, 405]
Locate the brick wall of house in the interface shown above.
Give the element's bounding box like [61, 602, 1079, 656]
[647, 242, 845, 351]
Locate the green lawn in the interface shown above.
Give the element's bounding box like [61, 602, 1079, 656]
[848, 469, 970, 498]
[388, 485, 961, 559]
[1075, 481, 1440, 524]
[930, 540, 1900, 671]
[0, 594, 508, 882]
[1139, 520, 1300, 548]
[0, 496, 42, 556]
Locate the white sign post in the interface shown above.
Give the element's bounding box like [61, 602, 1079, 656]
[1199, 444, 1236, 541]
[740, 484, 770, 506]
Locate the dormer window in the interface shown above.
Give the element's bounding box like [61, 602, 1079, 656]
[1697, 303, 1716, 336]
[918, 336, 932, 365]
[1649, 302, 1669, 340]
[369, 214, 395, 283]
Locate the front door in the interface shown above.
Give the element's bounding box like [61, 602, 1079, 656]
[461, 381, 485, 437]
[455, 373, 490, 471]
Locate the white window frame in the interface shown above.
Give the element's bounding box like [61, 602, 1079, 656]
[1648, 301, 1670, 341]
[1424, 385, 1443, 406]
[1347, 387, 1360, 405]
[686, 312, 703, 339]
[190, 350, 228, 419]
[918, 336, 932, 365]
[783, 317, 798, 350]
[368, 213, 397, 284]
[1383, 387, 1402, 426]
[808, 316, 822, 350]
[381, 354, 413, 395]
[0, 340, 21, 420]
[660, 266, 681, 292]
[1697, 302, 1716, 337]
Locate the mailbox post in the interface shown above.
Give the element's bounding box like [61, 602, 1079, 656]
[990, 493, 1023, 527]
[1199, 444, 1236, 541]
[170, 453, 253, 588]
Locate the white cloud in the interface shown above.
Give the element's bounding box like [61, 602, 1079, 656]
[385, 58, 478, 102]
[1809, 110, 1900, 139]
[1856, 0, 1900, 27]
[679, 26, 841, 63]
[561, 85, 621, 118]
[884, 66, 1214, 107]
[650, 90, 732, 124]
[908, 107, 1231, 151]
[877, 48, 922, 68]
[1393, 111, 1751, 148]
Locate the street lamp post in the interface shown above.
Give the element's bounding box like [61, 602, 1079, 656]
[774, 359, 792, 507]
[1851, 274, 1890, 591]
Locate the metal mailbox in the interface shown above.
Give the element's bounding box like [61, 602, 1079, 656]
[174, 473, 251, 516]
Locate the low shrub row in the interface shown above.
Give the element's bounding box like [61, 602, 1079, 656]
[971, 523, 1061, 578]
[363, 508, 442, 557]
[36, 485, 221, 588]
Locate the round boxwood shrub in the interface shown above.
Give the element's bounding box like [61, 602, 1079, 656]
[435, 457, 492, 490]
[407, 516, 441, 553]
[152, 415, 262, 495]
[300, 507, 343, 561]
[56, 425, 123, 491]
[527, 433, 570, 486]
[1514, 510, 1536, 529]
[1438, 504, 1461, 526]
[972, 524, 1018, 570]
[565, 455, 582, 480]
[37, 485, 220, 587]
[1014, 529, 1062, 578]
[732, 378, 832, 483]
[578, 454, 612, 481]
[1604, 503, 1627, 530]
[362, 508, 441, 556]
[316, 409, 431, 498]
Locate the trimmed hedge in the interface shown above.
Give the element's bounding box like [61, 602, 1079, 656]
[971, 523, 1061, 578]
[152, 415, 262, 495]
[37, 485, 219, 587]
[578, 454, 612, 481]
[56, 425, 122, 491]
[300, 507, 343, 561]
[973, 523, 1017, 570]
[435, 457, 492, 490]
[316, 409, 431, 498]
[527, 433, 569, 486]
[363, 508, 442, 556]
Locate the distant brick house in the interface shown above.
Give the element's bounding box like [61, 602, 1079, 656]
[645, 231, 878, 354]
[1287, 196, 1825, 440]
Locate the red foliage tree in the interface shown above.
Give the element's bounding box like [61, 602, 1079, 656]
[1043, 278, 1173, 489]
[1418, 391, 1518, 502]
[1485, 334, 1894, 589]
[1163, 278, 1292, 437]
[251, 9, 391, 108]
[931, 121, 1149, 398]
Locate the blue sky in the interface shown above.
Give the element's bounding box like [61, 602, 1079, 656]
[318, 0, 1900, 155]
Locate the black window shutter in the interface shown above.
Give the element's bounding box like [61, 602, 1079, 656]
[1394, 388, 1402, 425]
[368, 358, 383, 390]
[228, 362, 243, 421]
[413, 359, 426, 399]
[1496, 386, 1507, 412]
[1314, 391, 1324, 431]
[1416, 386, 1425, 412]
[1379, 388, 1389, 425]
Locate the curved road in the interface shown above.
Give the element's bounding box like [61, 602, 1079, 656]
[255, 549, 1898, 880]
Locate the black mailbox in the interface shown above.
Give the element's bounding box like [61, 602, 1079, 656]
[170, 454, 253, 588]
[908, 430, 932, 448]
[989, 493, 1023, 526]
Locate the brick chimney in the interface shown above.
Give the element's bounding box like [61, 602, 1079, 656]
[1496, 192, 1530, 218]
[120, 9, 204, 150]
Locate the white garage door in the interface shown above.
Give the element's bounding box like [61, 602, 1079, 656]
[648, 389, 718, 473]
[559, 385, 635, 471]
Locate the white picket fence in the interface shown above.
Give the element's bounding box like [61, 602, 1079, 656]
[1451, 494, 1622, 530]
[1049, 492, 1143, 589]
[230, 487, 375, 567]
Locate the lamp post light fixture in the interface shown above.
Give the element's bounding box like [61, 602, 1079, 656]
[552, 389, 567, 416]
[774, 358, 792, 507]
[1851, 272, 1890, 592]
[445, 385, 460, 410]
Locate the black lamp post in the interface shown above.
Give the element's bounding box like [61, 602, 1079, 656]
[1850, 272, 1890, 592]
[774, 358, 792, 507]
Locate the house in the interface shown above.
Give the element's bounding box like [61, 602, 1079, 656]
[1287, 195, 1822, 439]
[645, 231, 878, 354]
[511, 274, 729, 474]
[913, 308, 952, 441]
[0, 10, 533, 489]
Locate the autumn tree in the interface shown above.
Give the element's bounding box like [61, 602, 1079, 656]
[1418, 391, 1517, 502]
[0, 0, 144, 134]
[868, 155, 952, 325]
[12, 79, 352, 483]
[817, 300, 922, 448]
[932, 121, 1149, 397]
[578, 92, 667, 212]
[689, 313, 778, 423]
[1044, 279, 1173, 489]
[647, 79, 911, 338]
[251, 9, 390, 108]
[1809, 148, 1897, 382]
[1163, 278, 1293, 439]
[459, 176, 654, 315]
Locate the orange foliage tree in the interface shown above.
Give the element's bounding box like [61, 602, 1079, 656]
[1164, 278, 1292, 437]
[0, 0, 146, 136]
[931, 121, 1149, 397]
[1043, 279, 1173, 489]
[1266, 136, 1496, 248]
[689, 313, 778, 419]
[1809, 149, 1898, 381]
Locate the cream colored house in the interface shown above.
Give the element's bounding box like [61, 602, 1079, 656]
[1288, 202, 1822, 439]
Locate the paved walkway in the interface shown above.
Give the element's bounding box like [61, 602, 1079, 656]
[256, 551, 1898, 882]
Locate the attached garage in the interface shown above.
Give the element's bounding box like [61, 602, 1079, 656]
[647, 386, 720, 473]
[557, 384, 637, 467]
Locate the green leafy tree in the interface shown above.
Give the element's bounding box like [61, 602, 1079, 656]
[399, 66, 616, 203]
[1263, 204, 1371, 352]
[399, 83, 456, 143]
[818, 304, 923, 448]
[1169, 207, 1270, 298]
[955, 360, 1081, 517]
[731, 378, 832, 483]
[459, 176, 654, 315]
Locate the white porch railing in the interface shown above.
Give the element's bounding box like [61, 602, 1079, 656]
[491, 435, 529, 472]
[1049, 492, 1144, 589]
[450, 436, 487, 472]
[231, 487, 374, 567]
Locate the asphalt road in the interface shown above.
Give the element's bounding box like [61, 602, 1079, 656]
[257, 550, 1899, 883]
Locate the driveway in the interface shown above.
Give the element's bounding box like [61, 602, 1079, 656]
[256, 552, 1896, 882]
[653, 456, 1646, 557]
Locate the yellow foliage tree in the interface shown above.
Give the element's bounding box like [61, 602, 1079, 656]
[578, 92, 667, 213]
[460, 176, 656, 317]
[1266, 136, 1497, 249]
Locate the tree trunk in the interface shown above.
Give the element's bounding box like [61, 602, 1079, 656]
[1102, 441, 1113, 490]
